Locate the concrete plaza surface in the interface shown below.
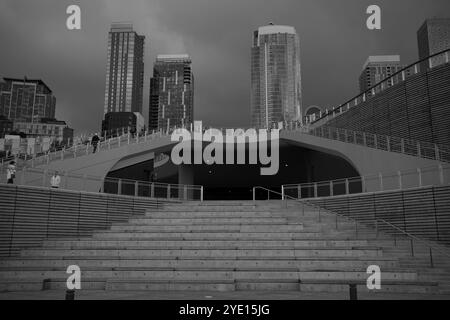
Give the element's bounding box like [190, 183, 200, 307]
[1, 290, 450, 300]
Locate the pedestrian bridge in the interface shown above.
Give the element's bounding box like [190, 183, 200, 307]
[5, 126, 448, 197]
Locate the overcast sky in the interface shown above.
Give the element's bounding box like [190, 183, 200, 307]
[0, 0, 449, 135]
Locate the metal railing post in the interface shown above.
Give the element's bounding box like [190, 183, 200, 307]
[42, 169, 48, 187]
[329, 181, 333, 196]
[379, 173, 384, 191]
[118, 179, 122, 195]
[375, 220, 378, 239]
[417, 168, 422, 187]
[398, 171, 403, 190]
[314, 183, 318, 198]
[82, 174, 87, 192]
[64, 171, 69, 189]
[281, 185, 285, 200]
[417, 142, 421, 157]
[386, 136, 391, 152]
[434, 145, 440, 161]
[345, 179, 349, 195]
[135, 181, 139, 197]
[401, 138, 405, 154]
[167, 184, 171, 199]
[200, 186, 204, 202]
[150, 183, 155, 198]
[20, 167, 26, 185]
[429, 248, 434, 268]
[438, 164, 445, 185]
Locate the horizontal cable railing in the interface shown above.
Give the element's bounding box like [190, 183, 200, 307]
[303, 185, 450, 265]
[0, 166, 204, 201]
[0, 184, 177, 258]
[254, 185, 450, 267]
[304, 48, 450, 126]
[0, 125, 187, 171]
[283, 124, 450, 163]
[282, 163, 449, 199]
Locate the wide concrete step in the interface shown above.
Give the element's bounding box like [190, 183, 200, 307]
[0, 269, 419, 281]
[144, 212, 286, 218]
[41, 239, 370, 249]
[91, 231, 373, 240]
[19, 247, 383, 258]
[162, 206, 263, 212]
[108, 224, 305, 232]
[125, 217, 289, 224]
[0, 257, 400, 269]
[0, 278, 438, 294]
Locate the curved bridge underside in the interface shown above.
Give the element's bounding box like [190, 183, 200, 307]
[20, 131, 446, 195]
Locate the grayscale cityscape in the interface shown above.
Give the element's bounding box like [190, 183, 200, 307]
[0, 0, 450, 306]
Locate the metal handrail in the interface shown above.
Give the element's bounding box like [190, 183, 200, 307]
[308, 48, 450, 125]
[1, 127, 177, 170]
[252, 186, 284, 201]
[1, 166, 204, 201]
[254, 185, 450, 266]
[284, 125, 450, 163]
[375, 217, 450, 260]
[282, 163, 449, 198]
[304, 197, 450, 266]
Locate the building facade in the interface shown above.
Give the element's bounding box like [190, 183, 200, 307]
[251, 24, 302, 129]
[103, 23, 145, 115]
[359, 56, 406, 94]
[0, 115, 13, 138]
[417, 18, 450, 68]
[102, 112, 145, 135]
[149, 54, 194, 131]
[0, 78, 56, 123]
[13, 118, 74, 145]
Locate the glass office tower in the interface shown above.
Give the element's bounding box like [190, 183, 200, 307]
[103, 23, 145, 115]
[149, 54, 194, 131]
[251, 24, 302, 128]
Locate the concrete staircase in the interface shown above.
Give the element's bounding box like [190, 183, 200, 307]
[1, 201, 450, 296]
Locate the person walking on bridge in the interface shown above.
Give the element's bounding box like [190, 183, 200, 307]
[91, 133, 100, 154]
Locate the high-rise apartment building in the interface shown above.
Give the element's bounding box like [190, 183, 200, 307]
[103, 23, 145, 115]
[417, 18, 450, 68]
[359, 56, 406, 93]
[0, 78, 56, 123]
[149, 54, 194, 131]
[251, 24, 302, 128]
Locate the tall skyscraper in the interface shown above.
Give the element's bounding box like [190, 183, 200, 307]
[417, 18, 450, 68]
[359, 55, 406, 93]
[251, 24, 302, 129]
[103, 23, 145, 115]
[149, 54, 194, 131]
[0, 78, 56, 123]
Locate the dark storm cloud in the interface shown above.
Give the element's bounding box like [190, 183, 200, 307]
[0, 0, 449, 134]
